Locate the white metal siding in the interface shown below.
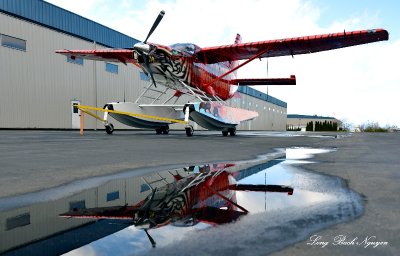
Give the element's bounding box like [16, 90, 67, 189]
[226, 94, 287, 131]
[0, 13, 142, 129]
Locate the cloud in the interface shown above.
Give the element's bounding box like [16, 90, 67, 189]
[45, 0, 399, 126]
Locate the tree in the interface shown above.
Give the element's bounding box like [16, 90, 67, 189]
[361, 121, 388, 132]
[306, 121, 314, 131]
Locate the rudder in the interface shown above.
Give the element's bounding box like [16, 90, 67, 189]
[228, 33, 242, 76]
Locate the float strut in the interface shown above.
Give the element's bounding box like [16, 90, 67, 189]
[184, 105, 190, 127]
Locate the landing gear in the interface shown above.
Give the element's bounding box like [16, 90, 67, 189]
[156, 125, 169, 135]
[222, 128, 236, 137]
[162, 126, 169, 134]
[185, 126, 194, 137]
[105, 123, 114, 134]
[184, 104, 194, 137]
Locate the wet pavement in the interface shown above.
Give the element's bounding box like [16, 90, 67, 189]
[1, 148, 363, 256]
[0, 130, 336, 199]
[272, 133, 400, 256]
[0, 131, 399, 255]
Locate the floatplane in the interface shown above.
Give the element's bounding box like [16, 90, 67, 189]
[57, 11, 388, 136]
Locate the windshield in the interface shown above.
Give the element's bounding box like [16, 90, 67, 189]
[170, 43, 199, 56]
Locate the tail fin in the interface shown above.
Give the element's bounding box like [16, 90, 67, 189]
[228, 33, 242, 77]
[234, 33, 242, 44]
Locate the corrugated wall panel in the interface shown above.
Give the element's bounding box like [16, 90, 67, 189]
[93, 40, 147, 129]
[237, 86, 287, 108]
[225, 94, 287, 131]
[0, 12, 149, 129]
[1, 13, 95, 128]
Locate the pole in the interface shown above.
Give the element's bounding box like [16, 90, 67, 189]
[80, 111, 84, 136]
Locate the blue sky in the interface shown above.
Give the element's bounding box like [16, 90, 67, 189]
[46, 0, 399, 127]
[314, 0, 398, 38]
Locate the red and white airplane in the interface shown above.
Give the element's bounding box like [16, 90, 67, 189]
[57, 11, 388, 136]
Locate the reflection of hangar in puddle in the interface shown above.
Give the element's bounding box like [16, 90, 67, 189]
[0, 1, 287, 131]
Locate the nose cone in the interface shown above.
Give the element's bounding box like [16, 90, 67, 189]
[134, 42, 151, 53]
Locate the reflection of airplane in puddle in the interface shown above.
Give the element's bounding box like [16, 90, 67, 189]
[60, 164, 293, 247]
[57, 11, 388, 136]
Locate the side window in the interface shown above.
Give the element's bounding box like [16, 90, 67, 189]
[67, 55, 84, 65]
[106, 62, 118, 74]
[140, 71, 149, 81]
[106, 191, 120, 201]
[69, 200, 86, 211]
[1, 34, 26, 51]
[6, 213, 30, 230]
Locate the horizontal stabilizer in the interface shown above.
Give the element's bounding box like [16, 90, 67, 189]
[233, 75, 296, 86]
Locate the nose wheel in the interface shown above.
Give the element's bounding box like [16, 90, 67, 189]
[105, 123, 114, 134]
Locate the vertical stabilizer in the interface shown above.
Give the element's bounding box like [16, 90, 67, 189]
[234, 33, 242, 44]
[228, 33, 242, 77]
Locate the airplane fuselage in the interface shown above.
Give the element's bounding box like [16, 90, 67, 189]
[138, 43, 238, 101]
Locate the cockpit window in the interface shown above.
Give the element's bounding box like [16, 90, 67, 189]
[170, 43, 199, 56]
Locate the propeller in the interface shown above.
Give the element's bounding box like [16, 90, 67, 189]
[144, 10, 165, 44]
[133, 10, 166, 87]
[134, 188, 157, 226]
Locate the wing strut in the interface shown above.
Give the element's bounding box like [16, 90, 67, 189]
[204, 47, 271, 88]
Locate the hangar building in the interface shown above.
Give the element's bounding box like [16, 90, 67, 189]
[287, 114, 343, 131]
[0, 0, 287, 131]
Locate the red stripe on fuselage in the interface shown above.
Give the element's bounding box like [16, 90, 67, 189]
[190, 61, 236, 100]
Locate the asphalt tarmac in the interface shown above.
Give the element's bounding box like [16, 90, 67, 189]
[272, 132, 400, 256]
[0, 130, 399, 255]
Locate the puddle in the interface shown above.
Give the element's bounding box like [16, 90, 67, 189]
[0, 148, 363, 256]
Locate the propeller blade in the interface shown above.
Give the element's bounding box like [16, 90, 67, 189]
[144, 229, 157, 248]
[144, 57, 157, 87]
[144, 10, 165, 44]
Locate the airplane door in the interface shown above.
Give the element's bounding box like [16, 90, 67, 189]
[71, 100, 81, 129]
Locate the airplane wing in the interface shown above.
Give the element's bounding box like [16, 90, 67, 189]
[196, 28, 389, 64]
[55, 49, 139, 66]
[232, 75, 296, 86]
[60, 205, 138, 220]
